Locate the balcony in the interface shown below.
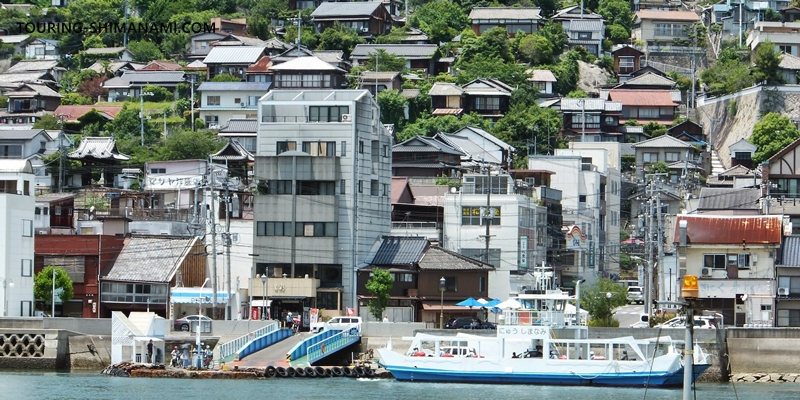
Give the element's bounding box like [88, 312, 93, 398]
[93, 208, 191, 222]
[259, 277, 320, 299]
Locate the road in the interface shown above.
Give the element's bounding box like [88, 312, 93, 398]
[614, 304, 648, 327]
[228, 332, 311, 368]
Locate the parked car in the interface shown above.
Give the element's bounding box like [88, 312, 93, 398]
[445, 317, 495, 329]
[627, 286, 644, 305]
[655, 316, 716, 329]
[174, 315, 212, 332]
[310, 316, 362, 333]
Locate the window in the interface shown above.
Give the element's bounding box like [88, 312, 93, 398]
[0, 145, 22, 159]
[234, 98, 241, 104]
[472, 97, 500, 110]
[643, 153, 658, 163]
[619, 56, 635, 68]
[22, 219, 32, 237]
[571, 113, 600, 127]
[204, 115, 218, 127]
[296, 222, 338, 237]
[577, 31, 592, 39]
[638, 108, 660, 118]
[703, 254, 727, 269]
[359, 141, 365, 154]
[443, 276, 457, 292]
[277, 141, 296, 154]
[21, 259, 32, 277]
[383, 145, 389, 157]
[297, 181, 335, 195]
[370, 179, 379, 196]
[257, 221, 293, 236]
[532, 81, 547, 91]
[267, 180, 292, 195]
[302, 141, 336, 156]
[150, 168, 166, 174]
[479, 276, 486, 293]
[665, 152, 680, 162]
[779, 45, 793, 54]
[309, 106, 349, 122]
[382, 183, 389, 197]
[340, 179, 346, 194]
[358, 180, 363, 193]
[738, 253, 750, 269]
[461, 206, 500, 225]
[55, 206, 61, 216]
[341, 141, 346, 157]
[207, 96, 220, 106]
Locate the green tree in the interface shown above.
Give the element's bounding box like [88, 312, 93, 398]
[411, 1, 469, 44]
[60, 93, 94, 105]
[455, 57, 528, 86]
[699, 58, 755, 96]
[365, 49, 407, 72]
[33, 114, 62, 130]
[607, 24, 630, 44]
[647, 161, 670, 175]
[128, 40, 164, 63]
[517, 34, 555, 65]
[753, 40, 784, 84]
[377, 89, 408, 129]
[752, 112, 800, 163]
[493, 103, 563, 164]
[534, 0, 561, 18]
[142, 85, 173, 102]
[157, 129, 225, 160]
[459, 27, 514, 64]
[366, 268, 393, 321]
[643, 121, 667, 137]
[211, 73, 242, 82]
[34, 266, 74, 312]
[316, 21, 365, 58]
[580, 278, 628, 327]
[598, 0, 633, 33]
[107, 103, 159, 144]
[537, 21, 568, 58]
[566, 90, 588, 98]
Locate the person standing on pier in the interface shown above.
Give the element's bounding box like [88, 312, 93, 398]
[146, 340, 154, 364]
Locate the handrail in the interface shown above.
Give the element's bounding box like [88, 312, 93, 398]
[307, 328, 361, 364]
[218, 321, 279, 361]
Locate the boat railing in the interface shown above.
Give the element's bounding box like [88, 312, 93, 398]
[501, 309, 580, 328]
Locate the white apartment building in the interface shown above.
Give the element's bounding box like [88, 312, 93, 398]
[529, 145, 621, 286]
[0, 160, 36, 316]
[197, 82, 272, 129]
[253, 89, 392, 318]
[443, 174, 547, 298]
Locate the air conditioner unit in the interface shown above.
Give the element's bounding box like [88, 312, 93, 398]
[779, 287, 790, 296]
[341, 114, 353, 122]
[701, 267, 712, 277]
[240, 102, 246, 107]
[360, 27, 369, 33]
[37, 230, 48, 235]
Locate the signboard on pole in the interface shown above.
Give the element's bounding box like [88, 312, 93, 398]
[519, 236, 528, 269]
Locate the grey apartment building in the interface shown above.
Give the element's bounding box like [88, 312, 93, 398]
[253, 90, 392, 319]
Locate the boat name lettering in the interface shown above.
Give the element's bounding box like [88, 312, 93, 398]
[497, 326, 549, 338]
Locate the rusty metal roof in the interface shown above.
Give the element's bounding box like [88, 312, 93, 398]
[672, 215, 783, 245]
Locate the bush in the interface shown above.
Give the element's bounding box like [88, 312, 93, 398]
[598, 55, 614, 71]
[143, 85, 173, 102]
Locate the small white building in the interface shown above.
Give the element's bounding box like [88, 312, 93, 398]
[0, 159, 36, 316]
[196, 81, 272, 129]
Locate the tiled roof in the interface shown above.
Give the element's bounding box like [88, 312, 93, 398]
[431, 108, 463, 115]
[418, 246, 494, 270]
[697, 187, 761, 211]
[635, 10, 700, 21]
[0, 129, 46, 140]
[350, 44, 438, 60]
[781, 236, 800, 266]
[6, 60, 62, 73]
[632, 135, 693, 149]
[269, 56, 344, 71]
[620, 143, 635, 156]
[527, 69, 557, 82]
[84, 47, 128, 54]
[86, 60, 144, 74]
[211, 139, 254, 162]
[0, 71, 50, 83]
[718, 164, 754, 177]
[212, 34, 269, 47]
[469, 7, 541, 20]
[369, 236, 430, 265]
[35, 193, 76, 203]
[780, 52, 800, 70]
[0, 35, 30, 44]
[313, 50, 346, 65]
[361, 71, 401, 81]
[429, 82, 463, 96]
[552, 5, 603, 19]
[311, 1, 383, 18]
[434, 133, 501, 164]
[219, 118, 258, 134]
[672, 215, 782, 245]
[185, 60, 207, 69]
[463, 78, 514, 94]
[263, 37, 292, 50]
[68, 137, 130, 161]
[203, 46, 266, 64]
[197, 81, 272, 92]
[607, 90, 677, 106]
[246, 56, 272, 73]
[105, 236, 200, 282]
[616, 72, 676, 87]
[393, 135, 464, 155]
[560, 98, 607, 111]
[569, 19, 603, 32]
[400, 89, 420, 99]
[119, 71, 186, 84]
[7, 83, 63, 98]
[140, 60, 182, 71]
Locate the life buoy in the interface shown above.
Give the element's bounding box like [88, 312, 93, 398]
[321, 343, 326, 354]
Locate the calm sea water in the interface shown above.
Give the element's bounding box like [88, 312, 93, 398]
[2, 371, 799, 400]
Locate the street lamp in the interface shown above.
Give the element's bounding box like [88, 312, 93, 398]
[1, 277, 14, 317]
[606, 292, 613, 327]
[139, 91, 154, 146]
[195, 278, 210, 368]
[52, 267, 56, 318]
[247, 254, 260, 320]
[261, 275, 267, 320]
[439, 277, 446, 329]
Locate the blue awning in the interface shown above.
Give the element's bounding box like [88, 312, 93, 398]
[170, 287, 233, 304]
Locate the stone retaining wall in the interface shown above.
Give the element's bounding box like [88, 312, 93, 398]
[732, 373, 800, 383]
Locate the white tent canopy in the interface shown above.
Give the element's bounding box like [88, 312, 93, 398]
[565, 303, 588, 317]
[494, 298, 521, 309]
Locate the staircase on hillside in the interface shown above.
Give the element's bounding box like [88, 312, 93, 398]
[711, 150, 726, 176]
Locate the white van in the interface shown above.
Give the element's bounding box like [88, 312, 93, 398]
[310, 316, 362, 333]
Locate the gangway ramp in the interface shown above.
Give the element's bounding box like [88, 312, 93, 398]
[288, 327, 361, 366]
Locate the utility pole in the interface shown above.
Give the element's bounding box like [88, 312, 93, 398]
[481, 166, 495, 267]
[56, 114, 67, 193]
[188, 75, 196, 132]
[208, 168, 219, 319]
[224, 172, 232, 321]
[645, 185, 654, 315]
[656, 192, 664, 310]
[581, 99, 586, 143]
[123, 0, 129, 47]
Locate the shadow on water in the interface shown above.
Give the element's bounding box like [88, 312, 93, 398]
[1, 372, 799, 400]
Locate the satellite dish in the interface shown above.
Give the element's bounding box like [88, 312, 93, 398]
[741, 294, 748, 301]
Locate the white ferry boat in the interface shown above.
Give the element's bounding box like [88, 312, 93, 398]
[377, 291, 710, 387]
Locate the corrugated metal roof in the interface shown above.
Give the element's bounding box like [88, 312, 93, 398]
[393, 136, 464, 155]
[568, 39, 600, 45]
[370, 236, 430, 265]
[0, 35, 30, 44]
[105, 236, 199, 282]
[269, 56, 344, 71]
[605, 101, 623, 112]
[219, 118, 258, 133]
[672, 215, 783, 244]
[84, 47, 127, 54]
[35, 193, 75, 203]
[697, 188, 761, 210]
[120, 71, 186, 84]
[435, 133, 502, 164]
[617, 72, 676, 87]
[401, 88, 420, 99]
[418, 246, 494, 270]
[569, 19, 603, 31]
[350, 44, 438, 59]
[0, 129, 46, 140]
[197, 81, 272, 92]
[429, 82, 463, 96]
[560, 98, 607, 111]
[781, 236, 800, 266]
[311, 1, 383, 18]
[552, 5, 603, 20]
[203, 46, 266, 64]
[361, 71, 401, 81]
[632, 134, 693, 149]
[469, 7, 541, 20]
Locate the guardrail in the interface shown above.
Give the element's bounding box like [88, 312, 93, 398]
[235, 328, 293, 361]
[218, 321, 279, 361]
[306, 328, 362, 365]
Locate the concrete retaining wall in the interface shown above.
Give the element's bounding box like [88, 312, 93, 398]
[68, 335, 111, 370]
[0, 329, 69, 369]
